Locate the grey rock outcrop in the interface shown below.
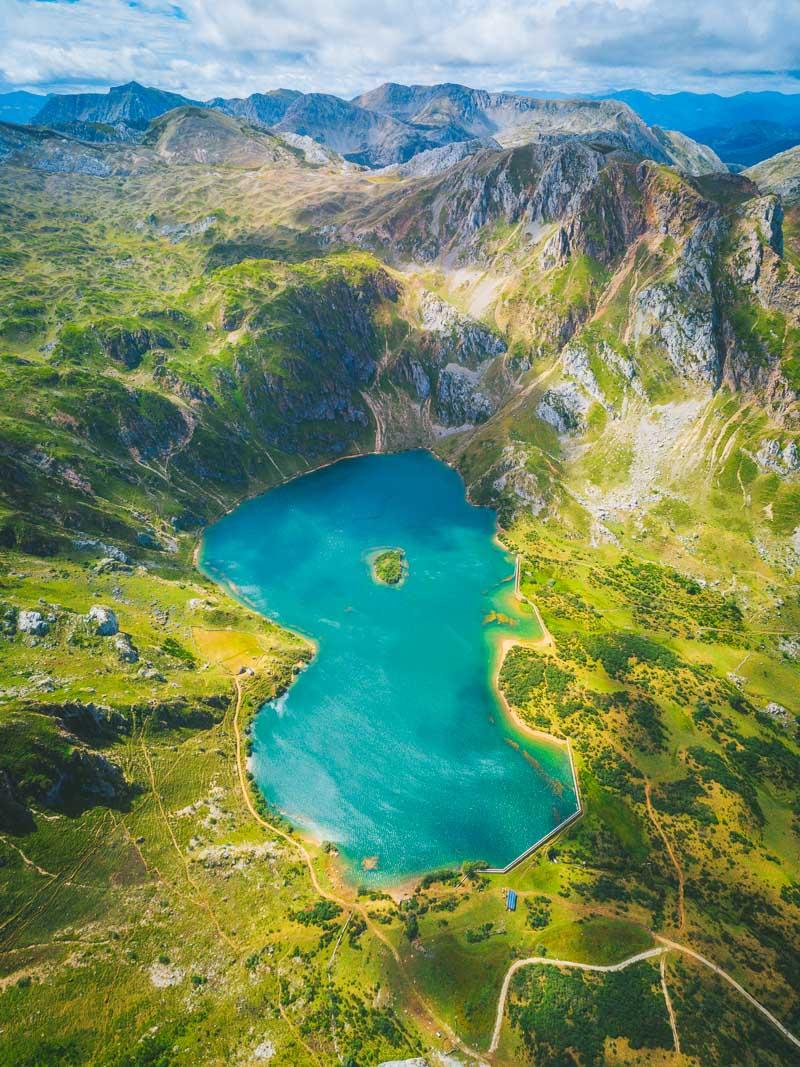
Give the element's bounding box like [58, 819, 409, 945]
[562, 344, 610, 409]
[436, 363, 493, 424]
[17, 609, 49, 636]
[114, 634, 139, 663]
[632, 217, 724, 385]
[375, 138, 494, 179]
[536, 382, 592, 434]
[754, 438, 800, 476]
[88, 605, 119, 636]
[492, 445, 548, 515]
[419, 291, 506, 367]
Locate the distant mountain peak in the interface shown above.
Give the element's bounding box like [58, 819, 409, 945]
[20, 77, 726, 175]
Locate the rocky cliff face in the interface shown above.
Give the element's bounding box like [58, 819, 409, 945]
[632, 216, 724, 385]
[338, 140, 616, 263]
[353, 82, 722, 172]
[389, 291, 509, 428]
[34, 81, 198, 130]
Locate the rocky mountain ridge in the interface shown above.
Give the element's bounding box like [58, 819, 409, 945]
[25, 79, 724, 172]
[0, 107, 299, 174]
[353, 81, 725, 169]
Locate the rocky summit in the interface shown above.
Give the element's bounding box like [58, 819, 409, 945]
[0, 73, 799, 1067]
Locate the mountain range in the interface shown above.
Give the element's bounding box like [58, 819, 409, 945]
[0, 79, 724, 171]
[7, 80, 800, 168]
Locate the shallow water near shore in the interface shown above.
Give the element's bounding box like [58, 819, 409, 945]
[200, 450, 577, 884]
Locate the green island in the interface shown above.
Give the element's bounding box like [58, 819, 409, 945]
[370, 546, 407, 585]
[0, 83, 798, 1067]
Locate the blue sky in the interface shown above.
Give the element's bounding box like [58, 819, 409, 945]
[2, 0, 800, 98]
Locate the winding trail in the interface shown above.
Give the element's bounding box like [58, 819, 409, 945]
[0, 835, 55, 879]
[489, 947, 668, 1053]
[644, 779, 686, 933]
[489, 938, 800, 1058]
[655, 936, 800, 1055]
[660, 954, 681, 1055]
[513, 554, 554, 649]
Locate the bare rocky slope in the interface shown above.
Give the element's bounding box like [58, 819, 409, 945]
[746, 143, 800, 201]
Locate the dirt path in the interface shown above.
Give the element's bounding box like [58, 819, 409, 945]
[489, 935, 800, 1059]
[513, 554, 555, 649]
[139, 739, 236, 952]
[489, 947, 668, 1053]
[0, 813, 110, 946]
[660, 953, 681, 1055]
[0, 835, 56, 878]
[655, 936, 800, 1054]
[644, 779, 686, 933]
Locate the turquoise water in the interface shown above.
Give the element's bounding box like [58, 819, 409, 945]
[200, 451, 577, 884]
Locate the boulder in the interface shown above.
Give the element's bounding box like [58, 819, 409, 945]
[87, 605, 119, 636]
[114, 633, 139, 663]
[18, 609, 49, 636]
[138, 666, 166, 682]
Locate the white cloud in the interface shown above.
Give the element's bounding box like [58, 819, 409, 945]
[1, 0, 800, 98]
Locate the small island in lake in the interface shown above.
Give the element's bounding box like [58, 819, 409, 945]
[370, 547, 406, 586]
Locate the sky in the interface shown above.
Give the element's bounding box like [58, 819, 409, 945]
[2, 0, 800, 99]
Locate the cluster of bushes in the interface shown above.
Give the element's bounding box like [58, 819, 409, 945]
[499, 646, 596, 724]
[604, 555, 744, 637]
[584, 746, 643, 800]
[525, 895, 552, 930]
[579, 631, 678, 680]
[509, 962, 672, 1065]
[688, 746, 764, 824]
[654, 775, 716, 824]
[291, 900, 342, 927]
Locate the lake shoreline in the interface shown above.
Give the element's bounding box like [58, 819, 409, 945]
[197, 448, 580, 892]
